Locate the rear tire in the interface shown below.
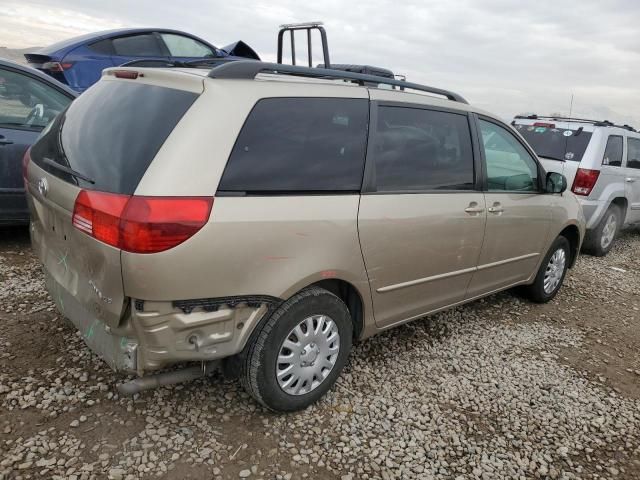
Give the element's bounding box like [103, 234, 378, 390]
[240, 287, 352, 412]
[583, 204, 621, 257]
[524, 236, 570, 303]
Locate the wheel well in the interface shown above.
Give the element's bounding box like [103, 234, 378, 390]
[559, 225, 580, 268]
[611, 197, 628, 217]
[312, 279, 364, 340]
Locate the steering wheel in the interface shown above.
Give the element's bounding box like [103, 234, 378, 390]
[25, 104, 45, 126]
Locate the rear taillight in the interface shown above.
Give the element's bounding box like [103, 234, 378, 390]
[114, 70, 142, 79]
[533, 122, 555, 128]
[72, 190, 213, 253]
[571, 168, 600, 196]
[42, 61, 73, 72]
[22, 147, 31, 180]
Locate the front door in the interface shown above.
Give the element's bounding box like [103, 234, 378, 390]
[624, 136, 640, 224]
[358, 101, 486, 328]
[466, 117, 552, 298]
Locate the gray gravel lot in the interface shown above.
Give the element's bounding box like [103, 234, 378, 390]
[1, 226, 639, 480]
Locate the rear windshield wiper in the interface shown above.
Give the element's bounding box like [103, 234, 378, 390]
[42, 157, 95, 184]
[538, 154, 566, 162]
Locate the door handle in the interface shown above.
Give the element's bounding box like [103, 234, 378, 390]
[0, 139, 13, 146]
[464, 203, 485, 215]
[626, 177, 636, 183]
[488, 204, 504, 214]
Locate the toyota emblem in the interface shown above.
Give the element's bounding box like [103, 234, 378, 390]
[37, 177, 48, 197]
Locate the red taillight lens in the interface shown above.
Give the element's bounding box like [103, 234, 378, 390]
[72, 190, 213, 253]
[114, 70, 141, 79]
[571, 168, 600, 196]
[533, 122, 555, 128]
[22, 147, 31, 180]
[42, 61, 73, 72]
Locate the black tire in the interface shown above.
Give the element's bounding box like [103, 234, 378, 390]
[240, 287, 353, 412]
[524, 236, 571, 303]
[582, 204, 621, 257]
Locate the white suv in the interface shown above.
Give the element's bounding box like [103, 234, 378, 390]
[513, 116, 640, 256]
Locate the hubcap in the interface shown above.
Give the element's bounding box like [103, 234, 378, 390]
[276, 315, 340, 396]
[543, 248, 567, 294]
[600, 214, 617, 249]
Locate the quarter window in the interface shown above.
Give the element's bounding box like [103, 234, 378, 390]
[626, 138, 640, 169]
[160, 33, 214, 57]
[372, 106, 475, 191]
[112, 34, 164, 57]
[479, 119, 539, 192]
[218, 98, 369, 192]
[602, 135, 623, 167]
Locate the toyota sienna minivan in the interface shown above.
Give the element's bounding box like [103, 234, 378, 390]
[25, 61, 585, 411]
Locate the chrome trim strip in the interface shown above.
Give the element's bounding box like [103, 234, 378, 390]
[377, 253, 539, 293]
[476, 252, 539, 271]
[377, 266, 477, 293]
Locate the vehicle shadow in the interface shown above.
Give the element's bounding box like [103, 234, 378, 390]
[0, 226, 30, 248]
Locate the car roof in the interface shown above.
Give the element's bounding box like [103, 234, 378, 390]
[0, 58, 78, 98]
[29, 28, 218, 57]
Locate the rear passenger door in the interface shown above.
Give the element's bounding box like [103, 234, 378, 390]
[109, 33, 170, 66]
[358, 100, 486, 328]
[466, 116, 551, 298]
[624, 137, 640, 224]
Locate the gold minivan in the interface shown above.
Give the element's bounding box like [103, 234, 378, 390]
[25, 61, 585, 411]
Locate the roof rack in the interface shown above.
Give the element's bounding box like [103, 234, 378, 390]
[277, 22, 330, 68]
[515, 114, 636, 132]
[208, 61, 468, 103]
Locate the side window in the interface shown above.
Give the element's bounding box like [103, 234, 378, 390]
[373, 107, 475, 191]
[479, 119, 539, 192]
[112, 34, 164, 57]
[627, 138, 640, 169]
[602, 135, 623, 167]
[87, 39, 114, 55]
[218, 98, 369, 192]
[0, 68, 72, 130]
[160, 33, 214, 57]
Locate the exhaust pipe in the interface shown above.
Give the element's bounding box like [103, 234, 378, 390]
[116, 360, 219, 396]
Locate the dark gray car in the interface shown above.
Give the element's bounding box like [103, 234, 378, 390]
[0, 58, 76, 225]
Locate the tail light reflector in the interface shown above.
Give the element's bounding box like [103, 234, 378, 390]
[72, 190, 213, 253]
[571, 168, 600, 196]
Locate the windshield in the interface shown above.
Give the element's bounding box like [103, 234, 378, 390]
[514, 124, 593, 162]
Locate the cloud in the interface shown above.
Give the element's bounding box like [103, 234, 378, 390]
[0, 0, 638, 126]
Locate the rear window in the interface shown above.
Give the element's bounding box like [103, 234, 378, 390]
[514, 124, 592, 162]
[218, 98, 369, 193]
[30, 80, 198, 194]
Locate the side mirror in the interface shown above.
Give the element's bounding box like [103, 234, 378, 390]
[546, 172, 567, 194]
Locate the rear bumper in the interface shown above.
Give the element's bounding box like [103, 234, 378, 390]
[0, 189, 29, 225]
[578, 198, 603, 230]
[44, 270, 138, 372]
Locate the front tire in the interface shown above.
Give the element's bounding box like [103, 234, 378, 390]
[524, 236, 570, 303]
[583, 204, 621, 257]
[240, 287, 353, 412]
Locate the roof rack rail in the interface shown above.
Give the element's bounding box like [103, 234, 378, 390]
[514, 114, 635, 131]
[277, 22, 330, 68]
[208, 61, 468, 104]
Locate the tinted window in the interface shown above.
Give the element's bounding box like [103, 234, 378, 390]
[603, 135, 623, 167]
[30, 81, 197, 194]
[372, 107, 474, 191]
[88, 39, 114, 55]
[0, 67, 71, 130]
[160, 33, 214, 57]
[112, 34, 164, 57]
[479, 119, 539, 192]
[514, 124, 592, 162]
[628, 138, 640, 169]
[218, 98, 368, 192]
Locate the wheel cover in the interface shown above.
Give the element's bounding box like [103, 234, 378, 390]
[276, 314, 340, 396]
[600, 213, 617, 249]
[543, 248, 567, 294]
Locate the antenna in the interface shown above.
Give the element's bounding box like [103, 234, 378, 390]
[563, 93, 575, 162]
[568, 93, 574, 118]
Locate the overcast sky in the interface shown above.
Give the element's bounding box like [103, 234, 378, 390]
[1, 0, 638, 126]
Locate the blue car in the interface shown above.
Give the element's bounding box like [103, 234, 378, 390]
[24, 28, 260, 92]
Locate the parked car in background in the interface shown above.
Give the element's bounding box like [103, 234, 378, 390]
[24, 28, 260, 92]
[0, 59, 76, 225]
[25, 61, 584, 412]
[513, 115, 640, 256]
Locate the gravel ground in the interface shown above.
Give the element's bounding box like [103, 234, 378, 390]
[1, 226, 639, 480]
